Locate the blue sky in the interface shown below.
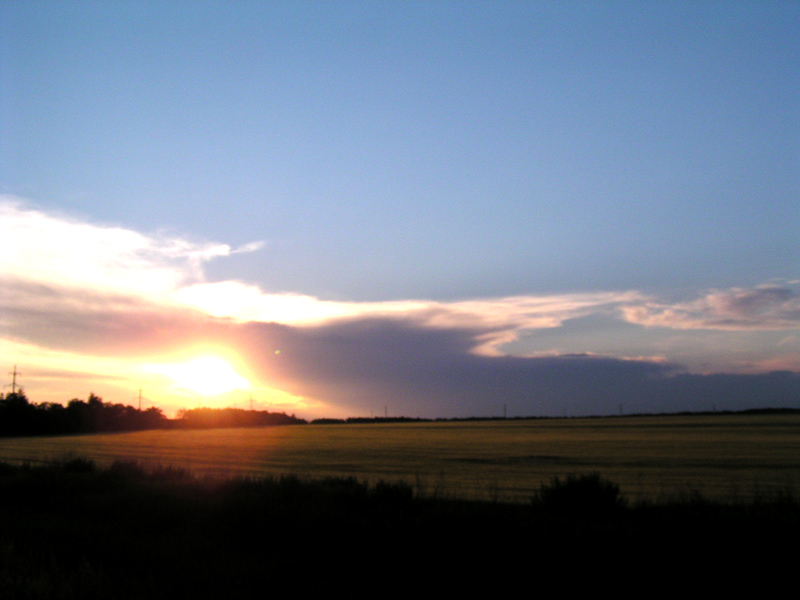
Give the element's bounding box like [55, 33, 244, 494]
[1, 2, 799, 418]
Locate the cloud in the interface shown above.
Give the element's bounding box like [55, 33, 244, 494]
[3, 197, 799, 416]
[0, 197, 261, 298]
[230, 318, 800, 417]
[621, 285, 800, 331]
[175, 280, 642, 354]
[0, 279, 224, 356]
[1, 196, 642, 358]
[231, 241, 266, 254]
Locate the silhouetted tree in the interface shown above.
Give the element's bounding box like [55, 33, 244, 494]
[0, 390, 36, 435]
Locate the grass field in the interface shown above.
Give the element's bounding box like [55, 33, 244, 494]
[0, 413, 797, 503]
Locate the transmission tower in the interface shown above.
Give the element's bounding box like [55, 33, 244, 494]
[7, 365, 21, 394]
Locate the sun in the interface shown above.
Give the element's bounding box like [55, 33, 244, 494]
[149, 356, 250, 396]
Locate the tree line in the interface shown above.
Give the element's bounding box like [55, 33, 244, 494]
[176, 407, 306, 428]
[0, 390, 305, 437]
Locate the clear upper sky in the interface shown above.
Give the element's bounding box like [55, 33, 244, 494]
[1, 2, 799, 418]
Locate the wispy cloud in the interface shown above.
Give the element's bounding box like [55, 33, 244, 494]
[621, 285, 800, 331]
[175, 281, 642, 354]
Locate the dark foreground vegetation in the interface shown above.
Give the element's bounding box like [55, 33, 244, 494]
[0, 461, 797, 598]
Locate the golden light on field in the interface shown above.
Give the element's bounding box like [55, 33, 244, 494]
[147, 356, 250, 396]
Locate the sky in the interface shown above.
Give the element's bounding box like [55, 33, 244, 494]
[1, 1, 799, 419]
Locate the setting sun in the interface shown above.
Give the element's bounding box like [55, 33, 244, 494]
[148, 357, 250, 396]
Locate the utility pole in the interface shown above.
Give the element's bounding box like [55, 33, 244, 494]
[138, 388, 142, 411]
[8, 365, 21, 394]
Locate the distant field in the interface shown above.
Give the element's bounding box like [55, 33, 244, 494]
[0, 413, 798, 503]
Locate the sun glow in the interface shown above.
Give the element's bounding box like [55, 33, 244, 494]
[148, 356, 250, 396]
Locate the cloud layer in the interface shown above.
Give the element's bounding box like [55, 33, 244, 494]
[2, 197, 799, 416]
[622, 285, 800, 331]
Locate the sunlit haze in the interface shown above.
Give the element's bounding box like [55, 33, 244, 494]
[146, 357, 249, 397]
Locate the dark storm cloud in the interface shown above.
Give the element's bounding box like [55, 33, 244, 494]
[236, 318, 800, 417]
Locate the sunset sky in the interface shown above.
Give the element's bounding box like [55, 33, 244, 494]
[1, 1, 799, 418]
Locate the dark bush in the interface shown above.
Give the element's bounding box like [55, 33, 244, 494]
[373, 479, 414, 503]
[536, 472, 624, 515]
[60, 457, 96, 474]
[108, 460, 147, 480]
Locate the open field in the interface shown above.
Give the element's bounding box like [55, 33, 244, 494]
[0, 413, 798, 503]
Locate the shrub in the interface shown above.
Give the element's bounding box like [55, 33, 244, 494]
[372, 480, 414, 504]
[60, 457, 96, 473]
[536, 472, 624, 515]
